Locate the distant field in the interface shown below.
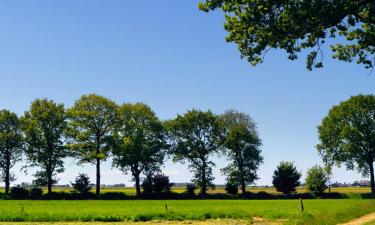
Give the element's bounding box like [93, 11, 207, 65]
[0, 199, 373, 225]
[13, 186, 370, 195]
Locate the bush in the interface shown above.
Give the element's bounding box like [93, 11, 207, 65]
[100, 192, 127, 200]
[305, 165, 328, 196]
[10, 186, 30, 199]
[225, 183, 238, 195]
[186, 184, 197, 196]
[30, 187, 43, 199]
[272, 161, 301, 195]
[71, 173, 92, 197]
[141, 173, 174, 195]
[141, 176, 154, 195]
[152, 174, 173, 194]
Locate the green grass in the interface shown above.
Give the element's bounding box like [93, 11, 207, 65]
[0, 199, 373, 224]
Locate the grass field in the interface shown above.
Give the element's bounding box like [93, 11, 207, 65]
[0, 199, 373, 225]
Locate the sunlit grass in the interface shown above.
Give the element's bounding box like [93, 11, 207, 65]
[0, 199, 373, 225]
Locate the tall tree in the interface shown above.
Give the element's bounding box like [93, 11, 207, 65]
[317, 94, 375, 193]
[21, 99, 67, 194]
[221, 110, 263, 194]
[112, 103, 167, 197]
[199, 0, 375, 70]
[0, 110, 23, 195]
[166, 109, 222, 196]
[67, 94, 117, 197]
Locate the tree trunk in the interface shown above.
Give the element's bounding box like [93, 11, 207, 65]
[96, 159, 101, 197]
[4, 152, 10, 195]
[201, 161, 207, 196]
[47, 170, 52, 195]
[4, 166, 10, 195]
[369, 161, 375, 193]
[135, 174, 141, 197]
[240, 180, 246, 195]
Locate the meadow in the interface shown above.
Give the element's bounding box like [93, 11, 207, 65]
[0, 199, 373, 225]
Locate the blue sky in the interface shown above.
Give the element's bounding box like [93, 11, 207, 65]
[0, 1, 374, 186]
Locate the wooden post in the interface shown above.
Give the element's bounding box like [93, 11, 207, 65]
[300, 198, 304, 212]
[165, 204, 168, 213]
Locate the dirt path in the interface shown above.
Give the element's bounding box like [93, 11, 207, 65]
[339, 213, 375, 225]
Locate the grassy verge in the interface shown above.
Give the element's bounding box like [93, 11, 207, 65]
[0, 199, 373, 224]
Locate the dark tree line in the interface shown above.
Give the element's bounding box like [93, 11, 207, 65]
[0, 94, 263, 196]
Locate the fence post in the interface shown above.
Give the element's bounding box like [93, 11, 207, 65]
[300, 198, 304, 212]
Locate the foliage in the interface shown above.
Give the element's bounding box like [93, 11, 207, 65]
[272, 161, 301, 195]
[199, 0, 375, 70]
[9, 186, 29, 200]
[112, 103, 167, 197]
[66, 94, 117, 196]
[186, 184, 197, 196]
[0, 110, 23, 195]
[306, 165, 328, 196]
[317, 95, 375, 193]
[30, 187, 43, 200]
[166, 109, 222, 195]
[21, 99, 67, 194]
[71, 173, 92, 197]
[220, 110, 263, 194]
[141, 173, 174, 195]
[225, 182, 238, 195]
[32, 171, 58, 187]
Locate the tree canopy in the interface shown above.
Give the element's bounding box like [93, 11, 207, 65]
[0, 110, 23, 194]
[199, 0, 375, 70]
[166, 109, 222, 196]
[220, 110, 263, 194]
[67, 94, 117, 197]
[317, 94, 375, 193]
[21, 99, 67, 194]
[272, 161, 301, 195]
[112, 103, 167, 197]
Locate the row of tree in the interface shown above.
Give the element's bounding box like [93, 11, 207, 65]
[0, 94, 263, 197]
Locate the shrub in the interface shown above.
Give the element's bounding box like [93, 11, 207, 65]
[141, 175, 154, 195]
[272, 161, 301, 195]
[225, 183, 238, 195]
[71, 173, 92, 197]
[152, 174, 173, 194]
[305, 165, 328, 196]
[100, 192, 127, 200]
[141, 173, 174, 195]
[10, 186, 29, 199]
[30, 187, 43, 199]
[186, 184, 197, 196]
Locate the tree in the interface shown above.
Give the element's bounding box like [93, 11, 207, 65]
[21, 99, 67, 194]
[305, 165, 328, 196]
[272, 161, 301, 195]
[220, 110, 263, 194]
[112, 103, 167, 197]
[0, 110, 23, 195]
[66, 94, 117, 197]
[199, 0, 375, 70]
[317, 95, 375, 193]
[71, 173, 92, 197]
[166, 109, 222, 196]
[32, 170, 59, 187]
